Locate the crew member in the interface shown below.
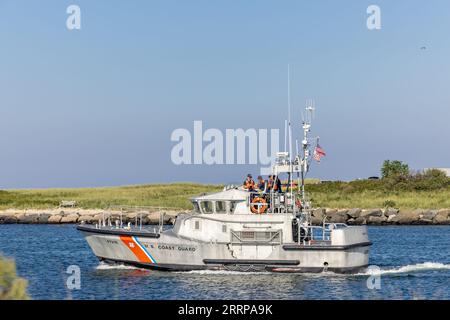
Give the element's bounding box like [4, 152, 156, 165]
[257, 176, 267, 193]
[273, 175, 282, 193]
[267, 175, 274, 191]
[243, 174, 255, 191]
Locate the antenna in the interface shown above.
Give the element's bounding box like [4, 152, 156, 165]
[287, 64, 294, 212]
[287, 64, 293, 161]
[284, 120, 287, 152]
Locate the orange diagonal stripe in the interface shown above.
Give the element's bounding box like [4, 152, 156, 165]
[120, 235, 152, 263]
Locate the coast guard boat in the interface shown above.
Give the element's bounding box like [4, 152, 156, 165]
[77, 104, 371, 273]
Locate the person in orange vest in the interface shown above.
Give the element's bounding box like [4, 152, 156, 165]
[273, 175, 282, 193]
[243, 174, 256, 191]
[257, 175, 267, 193]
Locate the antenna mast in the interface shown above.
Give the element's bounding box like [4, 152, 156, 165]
[287, 65, 294, 211]
[287, 65, 293, 161]
[301, 100, 315, 203]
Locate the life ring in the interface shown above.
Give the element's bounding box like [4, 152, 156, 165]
[250, 197, 268, 214]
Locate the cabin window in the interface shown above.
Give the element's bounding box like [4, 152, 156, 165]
[192, 202, 200, 213]
[194, 220, 200, 230]
[222, 225, 227, 233]
[215, 201, 226, 213]
[200, 201, 213, 214]
[228, 201, 237, 214]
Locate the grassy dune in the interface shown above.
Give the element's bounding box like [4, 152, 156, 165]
[1, 179, 450, 210]
[0, 183, 222, 210]
[307, 180, 450, 209]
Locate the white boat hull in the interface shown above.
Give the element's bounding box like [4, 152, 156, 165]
[78, 224, 371, 273]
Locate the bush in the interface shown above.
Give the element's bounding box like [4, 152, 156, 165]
[383, 200, 397, 208]
[381, 160, 410, 179]
[411, 169, 449, 190]
[0, 256, 29, 300]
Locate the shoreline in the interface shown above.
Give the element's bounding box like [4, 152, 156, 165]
[0, 208, 449, 225]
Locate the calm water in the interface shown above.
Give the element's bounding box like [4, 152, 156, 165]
[0, 225, 449, 300]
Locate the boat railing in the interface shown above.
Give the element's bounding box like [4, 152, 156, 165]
[295, 223, 348, 245]
[93, 205, 183, 232]
[248, 191, 305, 214]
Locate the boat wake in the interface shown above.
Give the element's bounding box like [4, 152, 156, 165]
[178, 262, 450, 276]
[356, 262, 450, 276]
[95, 261, 450, 275]
[95, 262, 140, 270]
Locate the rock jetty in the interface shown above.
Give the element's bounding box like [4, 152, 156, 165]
[0, 208, 187, 225]
[0, 208, 449, 225]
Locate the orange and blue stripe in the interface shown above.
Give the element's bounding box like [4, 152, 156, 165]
[120, 235, 157, 264]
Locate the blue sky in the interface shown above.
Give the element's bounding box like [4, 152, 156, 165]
[1, 0, 449, 188]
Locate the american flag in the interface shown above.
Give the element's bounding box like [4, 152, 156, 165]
[313, 144, 326, 162]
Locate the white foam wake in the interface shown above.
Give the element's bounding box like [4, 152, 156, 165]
[95, 262, 140, 270]
[357, 262, 450, 276]
[95, 261, 450, 274]
[182, 262, 450, 276]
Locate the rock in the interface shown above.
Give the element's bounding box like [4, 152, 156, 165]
[311, 209, 325, 224]
[387, 214, 398, 223]
[78, 215, 96, 224]
[384, 208, 399, 217]
[312, 208, 325, 219]
[390, 209, 423, 224]
[367, 215, 387, 225]
[167, 216, 176, 225]
[16, 213, 39, 224]
[434, 209, 450, 224]
[311, 216, 324, 225]
[93, 214, 104, 221]
[360, 209, 383, 218]
[352, 217, 367, 225]
[164, 211, 179, 222]
[326, 210, 349, 223]
[48, 215, 62, 224]
[60, 213, 79, 223]
[419, 210, 438, 224]
[37, 213, 52, 224]
[126, 212, 139, 220]
[143, 212, 161, 225]
[347, 208, 362, 219]
[0, 214, 17, 224]
[311, 212, 324, 225]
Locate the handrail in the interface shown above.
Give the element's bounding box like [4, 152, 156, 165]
[107, 205, 185, 212]
[182, 214, 286, 226]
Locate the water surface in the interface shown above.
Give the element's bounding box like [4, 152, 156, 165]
[0, 225, 448, 299]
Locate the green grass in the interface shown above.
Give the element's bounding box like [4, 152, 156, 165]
[1, 179, 450, 210]
[306, 180, 450, 209]
[0, 183, 222, 210]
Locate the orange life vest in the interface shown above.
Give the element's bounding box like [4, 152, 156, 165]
[243, 179, 255, 190]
